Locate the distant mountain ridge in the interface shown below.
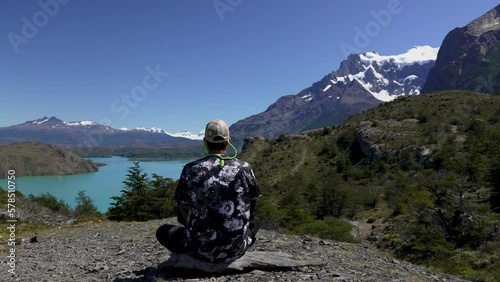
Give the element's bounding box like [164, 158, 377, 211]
[0, 116, 203, 149]
[422, 4, 500, 93]
[119, 127, 205, 140]
[14, 116, 204, 140]
[230, 46, 438, 147]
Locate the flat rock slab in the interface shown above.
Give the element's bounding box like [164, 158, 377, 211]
[159, 251, 327, 273]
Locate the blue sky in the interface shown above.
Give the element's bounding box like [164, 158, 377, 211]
[0, 0, 498, 133]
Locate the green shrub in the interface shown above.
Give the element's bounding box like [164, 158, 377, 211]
[397, 225, 455, 262]
[74, 190, 101, 219]
[294, 216, 354, 242]
[27, 193, 72, 214]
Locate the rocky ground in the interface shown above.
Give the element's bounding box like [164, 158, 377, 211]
[2, 218, 469, 282]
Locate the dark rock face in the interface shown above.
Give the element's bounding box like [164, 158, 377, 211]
[230, 47, 436, 148]
[422, 4, 500, 93]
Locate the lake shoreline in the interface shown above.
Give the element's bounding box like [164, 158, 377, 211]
[3, 156, 189, 212]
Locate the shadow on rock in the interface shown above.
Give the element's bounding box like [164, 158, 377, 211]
[112, 265, 253, 281]
[112, 251, 326, 281]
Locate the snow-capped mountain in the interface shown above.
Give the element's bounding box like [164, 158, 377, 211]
[15, 116, 116, 132]
[0, 116, 203, 147]
[19, 116, 203, 140]
[119, 127, 167, 134]
[119, 127, 204, 140]
[230, 46, 438, 147]
[328, 46, 438, 101]
[167, 130, 205, 141]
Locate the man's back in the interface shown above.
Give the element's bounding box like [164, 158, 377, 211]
[174, 155, 260, 262]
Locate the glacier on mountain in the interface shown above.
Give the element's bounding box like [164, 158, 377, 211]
[167, 129, 204, 140]
[64, 121, 97, 126]
[324, 45, 439, 102]
[359, 45, 439, 68]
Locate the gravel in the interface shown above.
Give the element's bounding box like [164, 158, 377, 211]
[3, 218, 470, 282]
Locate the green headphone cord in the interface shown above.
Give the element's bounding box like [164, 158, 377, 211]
[202, 142, 238, 167]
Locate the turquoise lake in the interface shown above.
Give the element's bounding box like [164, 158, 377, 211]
[3, 157, 191, 212]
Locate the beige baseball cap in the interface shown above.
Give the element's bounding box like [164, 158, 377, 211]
[204, 119, 230, 143]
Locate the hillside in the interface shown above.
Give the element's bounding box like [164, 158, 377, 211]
[0, 142, 99, 178]
[0, 173, 465, 282]
[239, 90, 500, 281]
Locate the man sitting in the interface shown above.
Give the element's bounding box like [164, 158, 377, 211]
[156, 119, 261, 263]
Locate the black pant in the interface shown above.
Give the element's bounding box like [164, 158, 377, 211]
[156, 221, 259, 254]
[156, 224, 188, 254]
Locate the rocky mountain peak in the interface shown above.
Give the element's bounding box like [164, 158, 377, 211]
[336, 53, 363, 76]
[466, 4, 500, 36]
[27, 116, 64, 125]
[325, 46, 438, 101]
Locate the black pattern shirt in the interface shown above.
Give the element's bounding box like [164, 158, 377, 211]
[174, 156, 261, 263]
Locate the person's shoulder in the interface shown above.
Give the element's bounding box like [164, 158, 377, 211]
[231, 158, 253, 169]
[184, 156, 212, 169]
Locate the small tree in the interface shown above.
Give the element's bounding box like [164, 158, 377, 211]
[147, 173, 176, 218]
[75, 190, 100, 218]
[108, 162, 150, 220]
[108, 162, 176, 221]
[123, 161, 149, 195]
